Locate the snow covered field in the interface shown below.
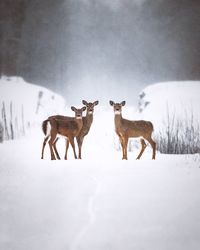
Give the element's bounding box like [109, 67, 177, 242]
[0, 127, 200, 250]
[1, 78, 200, 250]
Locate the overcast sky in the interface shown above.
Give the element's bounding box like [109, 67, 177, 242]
[1, 0, 200, 105]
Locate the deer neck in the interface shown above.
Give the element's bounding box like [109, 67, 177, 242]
[75, 117, 83, 128]
[84, 112, 93, 126]
[114, 113, 122, 128]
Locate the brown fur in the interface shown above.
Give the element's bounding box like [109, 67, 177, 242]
[68, 100, 99, 159]
[110, 100, 156, 160]
[41, 106, 86, 160]
[42, 120, 48, 135]
[41, 101, 99, 160]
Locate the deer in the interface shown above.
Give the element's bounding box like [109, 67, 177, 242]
[41, 106, 86, 160]
[65, 100, 99, 159]
[41, 100, 99, 160]
[109, 100, 156, 160]
[52, 100, 99, 160]
[41, 114, 74, 160]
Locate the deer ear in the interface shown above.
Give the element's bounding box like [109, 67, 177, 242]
[94, 100, 99, 106]
[121, 101, 126, 106]
[82, 100, 88, 106]
[71, 106, 76, 112]
[109, 100, 114, 106]
[82, 106, 86, 111]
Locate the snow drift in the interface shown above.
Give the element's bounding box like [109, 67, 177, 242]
[138, 81, 200, 129]
[137, 81, 200, 154]
[0, 76, 66, 140]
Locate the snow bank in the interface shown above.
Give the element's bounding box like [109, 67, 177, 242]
[138, 81, 200, 131]
[0, 76, 66, 125]
[0, 76, 66, 139]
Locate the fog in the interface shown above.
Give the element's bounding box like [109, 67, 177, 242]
[1, 0, 200, 105]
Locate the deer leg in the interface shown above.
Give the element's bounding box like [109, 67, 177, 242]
[136, 138, 147, 160]
[53, 138, 60, 160]
[64, 139, 70, 160]
[123, 137, 128, 160]
[76, 136, 84, 159]
[41, 135, 49, 159]
[48, 123, 57, 160]
[118, 135, 124, 159]
[48, 137, 56, 160]
[119, 135, 128, 160]
[68, 136, 77, 159]
[145, 136, 156, 160]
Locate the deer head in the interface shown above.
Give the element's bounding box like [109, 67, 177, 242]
[109, 101, 126, 115]
[82, 100, 99, 114]
[71, 106, 86, 119]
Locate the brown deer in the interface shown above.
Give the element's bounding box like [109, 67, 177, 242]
[66, 100, 99, 159]
[41, 106, 86, 160]
[110, 100, 156, 160]
[41, 100, 99, 160]
[41, 114, 74, 160]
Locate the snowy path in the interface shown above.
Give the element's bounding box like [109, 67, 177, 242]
[0, 128, 200, 250]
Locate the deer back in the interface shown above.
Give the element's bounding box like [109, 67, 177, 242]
[115, 116, 154, 138]
[48, 117, 83, 138]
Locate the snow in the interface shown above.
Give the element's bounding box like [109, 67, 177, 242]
[0, 131, 200, 250]
[137, 81, 200, 131]
[1, 79, 200, 250]
[0, 76, 66, 128]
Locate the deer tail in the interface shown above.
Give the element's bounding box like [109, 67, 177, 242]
[42, 119, 49, 135]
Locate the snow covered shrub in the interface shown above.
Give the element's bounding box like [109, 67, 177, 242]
[0, 122, 3, 143]
[137, 82, 200, 155]
[155, 110, 200, 154]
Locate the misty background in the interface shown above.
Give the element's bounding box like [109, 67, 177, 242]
[1, 0, 200, 105]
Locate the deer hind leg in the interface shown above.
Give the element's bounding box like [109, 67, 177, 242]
[145, 136, 156, 160]
[136, 138, 147, 160]
[48, 123, 57, 160]
[76, 136, 84, 159]
[41, 135, 49, 159]
[68, 136, 77, 159]
[64, 139, 70, 160]
[48, 136, 56, 160]
[53, 138, 60, 160]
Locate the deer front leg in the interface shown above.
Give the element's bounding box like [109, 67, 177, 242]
[123, 137, 128, 160]
[68, 136, 77, 159]
[119, 134, 128, 160]
[64, 139, 70, 160]
[76, 136, 84, 159]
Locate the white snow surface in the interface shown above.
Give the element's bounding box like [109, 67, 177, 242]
[0, 128, 200, 250]
[137, 81, 200, 131]
[0, 76, 66, 126]
[1, 79, 200, 250]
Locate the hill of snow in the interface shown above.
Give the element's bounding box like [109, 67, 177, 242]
[136, 81, 200, 154]
[0, 76, 66, 139]
[137, 81, 200, 130]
